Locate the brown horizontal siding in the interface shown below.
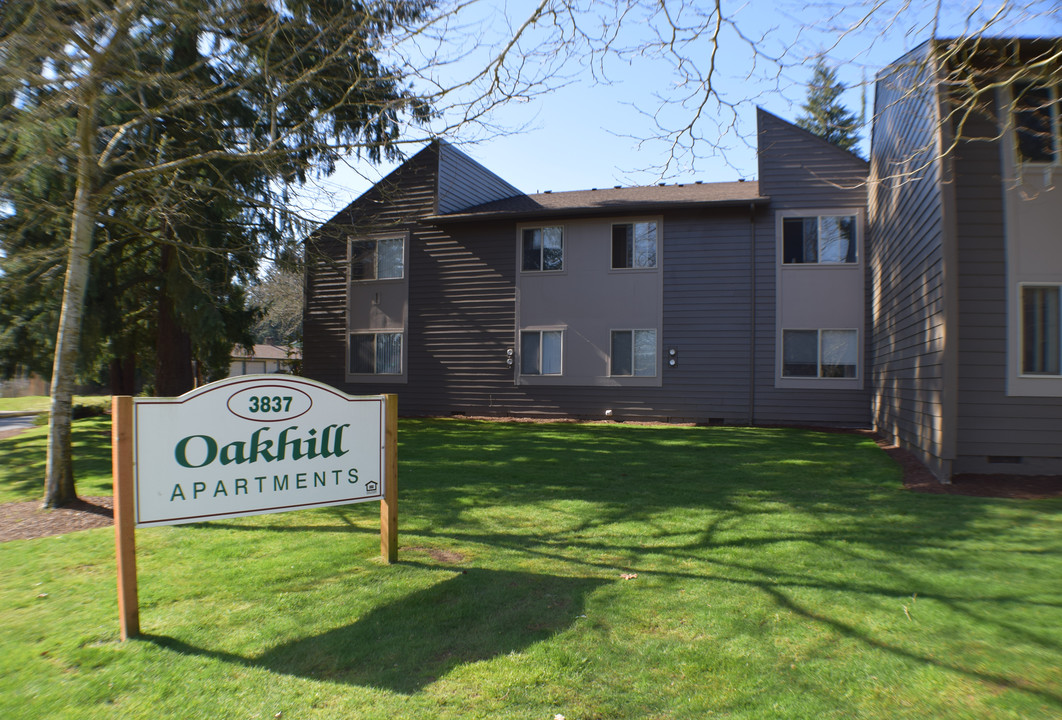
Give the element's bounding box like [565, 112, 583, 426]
[303, 144, 439, 393]
[404, 221, 517, 415]
[755, 109, 871, 426]
[657, 209, 758, 421]
[302, 231, 348, 387]
[869, 44, 951, 477]
[307, 125, 869, 427]
[952, 100, 1062, 469]
[757, 109, 868, 209]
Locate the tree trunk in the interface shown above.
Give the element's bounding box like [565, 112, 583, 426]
[43, 92, 99, 509]
[109, 354, 137, 395]
[154, 245, 195, 397]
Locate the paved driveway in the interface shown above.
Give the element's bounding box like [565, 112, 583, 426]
[0, 413, 38, 439]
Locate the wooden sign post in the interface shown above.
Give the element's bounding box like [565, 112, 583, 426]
[112, 395, 139, 641]
[111, 379, 398, 640]
[381, 393, 399, 564]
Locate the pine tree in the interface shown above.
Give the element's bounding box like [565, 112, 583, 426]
[796, 60, 863, 157]
[0, 0, 432, 507]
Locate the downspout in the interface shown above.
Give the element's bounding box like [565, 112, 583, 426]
[747, 202, 757, 426]
[936, 90, 959, 483]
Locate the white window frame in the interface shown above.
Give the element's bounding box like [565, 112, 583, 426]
[611, 221, 658, 270]
[348, 331, 404, 375]
[519, 226, 565, 273]
[348, 236, 406, 282]
[1011, 80, 1061, 166]
[1019, 283, 1062, 377]
[610, 328, 658, 377]
[780, 215, 859, 265]
[781, 328, 860, 380]
[519, 329, 564, 376]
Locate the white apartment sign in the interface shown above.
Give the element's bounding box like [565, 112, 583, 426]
[112, 377, 398, 641]
[133, 376, 386, 526]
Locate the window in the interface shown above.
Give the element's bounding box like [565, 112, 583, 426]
[782, 329, 858, 378]
[349, 332, 402, 374]
[522, 227, 563, 271]
[1013, 81, 1060, 164]
[520, 330, 562, 375]
[350, 237, 404, 281]
[782, 216, 857, 264]
[612, 222, 657, 269]
[611, 329, 657, 376]
[1022, 286, 1061, 375]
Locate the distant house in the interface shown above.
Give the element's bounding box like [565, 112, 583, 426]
[302, 37, 1062, 482]
[0, 370, 48, 398]
[229, 344, 300, 376]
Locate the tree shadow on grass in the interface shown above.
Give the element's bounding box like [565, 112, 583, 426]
[146, 567, 605, 694]
[0, 418, 112, 500]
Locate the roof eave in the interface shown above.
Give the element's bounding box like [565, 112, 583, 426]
[426, 196, 770, 224]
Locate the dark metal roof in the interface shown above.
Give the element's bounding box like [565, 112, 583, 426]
[429, 180, 766, 222]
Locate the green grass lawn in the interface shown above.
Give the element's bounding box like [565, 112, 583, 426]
[0, 417, 113, 503]
[0, 395, 111, 413]
[2, 418, 1060, 719]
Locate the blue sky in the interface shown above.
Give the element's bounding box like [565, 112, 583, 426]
[290, 0, 1060, 223]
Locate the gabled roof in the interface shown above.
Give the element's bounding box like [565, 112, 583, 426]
[429, 180, 765, 223]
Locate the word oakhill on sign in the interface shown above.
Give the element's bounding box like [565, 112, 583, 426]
[111, 376, 398, 640]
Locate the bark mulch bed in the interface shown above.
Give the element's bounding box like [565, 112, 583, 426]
[873, 438, 1062, 500]
[2, 432, 1059, 543]
[0, 496, 114, 543]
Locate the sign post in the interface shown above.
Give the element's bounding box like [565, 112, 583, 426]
[381, 394, 398, 563]
[112, 395, 138, 641]
[111, 377, 396, 640]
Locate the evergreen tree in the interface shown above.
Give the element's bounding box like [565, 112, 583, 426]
[249, 264, 304, 348]
[0, 0, 432, 506]
[796, 60, 863, 157]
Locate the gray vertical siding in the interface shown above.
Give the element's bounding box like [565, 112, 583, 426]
[437, 142, 523, 214]
[952, 96, 1062, 473]
[868, 44, 952, 478]
[755, 109, 871, 426]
